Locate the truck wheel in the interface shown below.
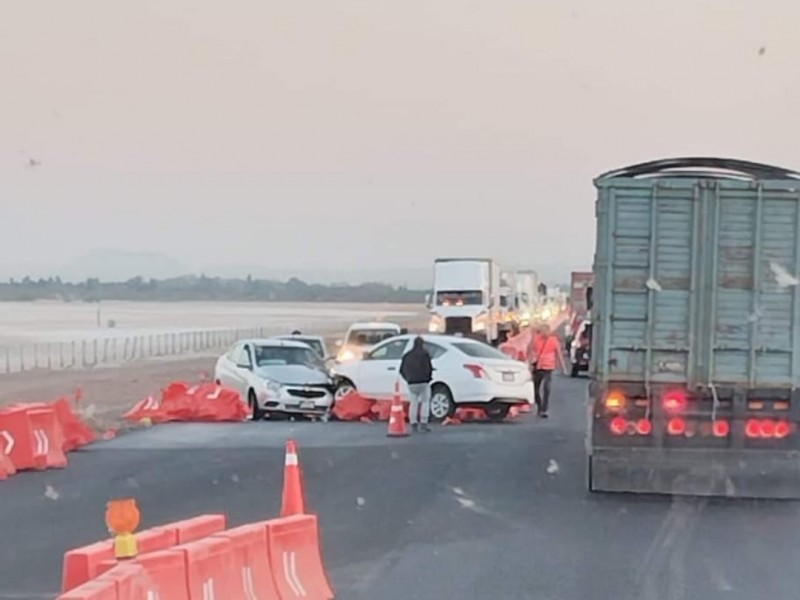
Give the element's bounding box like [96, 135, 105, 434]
[571, 363, 580, 378]
[249, 389, 266, 421]
[429, 384, 455, 423]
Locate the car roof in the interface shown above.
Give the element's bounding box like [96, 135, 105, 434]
[240, 338, 314, 349]
[347, 322, 402, 331]
[378, 334, 485, 346]
[272, 334, 324, 341]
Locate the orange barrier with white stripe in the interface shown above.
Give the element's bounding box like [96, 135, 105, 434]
[58, 439, 336, 599]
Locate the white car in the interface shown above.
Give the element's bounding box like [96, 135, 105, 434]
[335, 322, 404, 363]
[214, 339, 334, 419]
[332, 334, 533, 422]
[271, 334, 329, 361]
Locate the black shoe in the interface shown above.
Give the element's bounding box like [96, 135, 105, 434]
[420, 424, 431, 432]
[540, 413, 549, 419]
[411, 423, 419, 433]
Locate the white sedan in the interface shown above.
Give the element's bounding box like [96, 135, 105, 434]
[214, 339, 334, 419]
[332, 334, 533, 422]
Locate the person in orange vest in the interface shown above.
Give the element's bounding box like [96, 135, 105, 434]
[527, 322, 569, 418]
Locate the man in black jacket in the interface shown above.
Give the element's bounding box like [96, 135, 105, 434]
[399, 336, 433, 432]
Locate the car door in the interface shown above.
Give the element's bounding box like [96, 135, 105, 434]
[229, 343, 255, 398]
[216, 343, 243, 389]
[422, 341, 448, 383]
[358, 338, 411, 398]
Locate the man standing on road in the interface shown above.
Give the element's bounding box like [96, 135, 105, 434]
[400, 336, 433, 432]
[528, 323, 568, 418]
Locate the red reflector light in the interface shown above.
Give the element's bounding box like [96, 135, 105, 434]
[604, 392, 626, 412]
[609, 417, 627, 435]
[760, 419, 775, 438]
[463, 364, 487, 379]
[775, 420, 791, 439]
[712, 420, 730, 437]
[662, 391, 687, 414]
[635, 419, 652, 435]
[667, 417, 686, 436]
[745, 419, 762, 438]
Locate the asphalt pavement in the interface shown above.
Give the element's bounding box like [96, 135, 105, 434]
[2, 375, 800, 599]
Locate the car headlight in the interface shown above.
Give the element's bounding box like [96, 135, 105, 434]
[263, 379, 282, 394]
[338, 348, 356, 362]
[428, 321, 440, 333]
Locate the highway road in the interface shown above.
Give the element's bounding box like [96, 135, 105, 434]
[2, 374, 799, 599]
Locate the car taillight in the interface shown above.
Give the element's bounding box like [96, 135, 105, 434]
[609, 416, 627, 435]
[712, 420, 730, 438]
[635, 419, 652, 435]
[604, 392, 626, 412]
[463, 364, 487, 379]
[663, 390, 687, 414]
[667, 417, 686, 436]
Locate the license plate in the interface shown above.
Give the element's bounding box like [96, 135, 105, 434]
[502, 372, 514, 382]
[300, 400, 316, 410]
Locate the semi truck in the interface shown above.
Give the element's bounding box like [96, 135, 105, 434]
[427, 258, 508, 344]
[514, 270, 540, 325]
[587, 157, 800, 499]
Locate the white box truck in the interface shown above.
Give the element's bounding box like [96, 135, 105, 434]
[427, 258, 507, 344]
[514, 270, 540, 326]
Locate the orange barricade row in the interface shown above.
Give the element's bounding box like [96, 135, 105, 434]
[124, 382, 247, 425]
[63, 515, 226, 593]
[58, 440, 336, 600]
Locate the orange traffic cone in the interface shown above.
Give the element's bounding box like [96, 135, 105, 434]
[280, 439, 307, 517]
[387, 382, 409, 438]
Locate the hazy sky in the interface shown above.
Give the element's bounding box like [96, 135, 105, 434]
[1, 0, 798, 281]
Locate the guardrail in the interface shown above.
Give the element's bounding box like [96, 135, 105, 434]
[1, 327, 280, 374]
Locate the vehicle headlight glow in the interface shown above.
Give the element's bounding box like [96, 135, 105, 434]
[338, 348, 356, 362]
[428, 321, 440, 332]
[541, 308, 552, 320]
[263, 379, 282, 394]
[522, 311, 531, 321]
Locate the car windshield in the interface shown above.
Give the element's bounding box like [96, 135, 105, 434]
[346, 329, 398, 346]
[436, 290, 483, 306]
[452, 342, 510, 360]
[253, 345, 321, 367]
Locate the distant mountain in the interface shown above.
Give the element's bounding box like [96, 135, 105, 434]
[57, 248, 189, 282]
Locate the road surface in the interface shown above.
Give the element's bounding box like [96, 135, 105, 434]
[1, 375, 797, 599]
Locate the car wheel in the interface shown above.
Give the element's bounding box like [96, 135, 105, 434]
[485, 404, 510, 421]
[571, 363, 580, 378]
[429, 384, 455, 423]
[249, 389, 266, 421]
[334, 380, 356, 401]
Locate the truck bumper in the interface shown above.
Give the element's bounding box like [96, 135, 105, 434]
[589, 447, 800, 499]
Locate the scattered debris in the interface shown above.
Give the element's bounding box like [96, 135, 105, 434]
[44, 485, 60, 501]
[452, 486, 464, 496]
[356, 496, 366, 508]
[770, 261, 799, 287]
[546, 459, 560, 475]
[646, 278, 662, 292]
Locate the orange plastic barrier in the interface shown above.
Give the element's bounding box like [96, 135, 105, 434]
[57, 577, 118, 600]
[52, 397, 96, 451]
[179, 537, 237, 600]
[0, 405, 66, 471]
[124, 383, 246, 424]
[61, 515, 223, 593]
[331, 390, 373, 421]
[265, 514, 334, 600]
[214, 523, 281, 600]
[62, 526, 176, 592]
[132, 549, 190, 599]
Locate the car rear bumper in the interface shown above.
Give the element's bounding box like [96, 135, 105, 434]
[456, 380, 534, 406]
[590, 447, 800, 499]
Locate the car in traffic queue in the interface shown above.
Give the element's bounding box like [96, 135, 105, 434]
[214, 338, 334, 420]
[334, 321, 404, 363]
[331, 334, 533, 422]
[569, 318, 592, 377]
[271, 333, 329, 362]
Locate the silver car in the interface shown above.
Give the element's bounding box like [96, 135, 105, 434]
[214, 339, 334, 420]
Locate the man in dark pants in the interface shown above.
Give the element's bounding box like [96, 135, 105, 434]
[528, 323, 568, 417]
[399, 336, 434, 432]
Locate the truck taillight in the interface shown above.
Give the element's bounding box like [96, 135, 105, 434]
[635, 419, 652, 435]
[745, 419, 792, 439]
[609, 417, 627, 435]
[712, 420, 730, 437]
[604, 392, 625, 412]
[463, 364, 487, 379]
[667, 417, 686, 436]
[662, 391, 687, 414]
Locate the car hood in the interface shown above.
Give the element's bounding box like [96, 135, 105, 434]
[254, 365, 331, 385]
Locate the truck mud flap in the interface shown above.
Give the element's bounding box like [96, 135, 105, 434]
[590, 448, 800, 499]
